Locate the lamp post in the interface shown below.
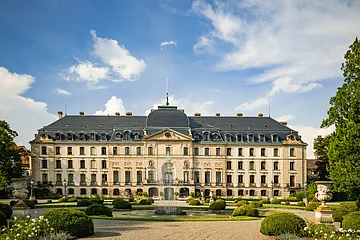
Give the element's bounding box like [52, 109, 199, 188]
[270, 181, 274, 200]
[63, 179, 67, 199]
[30, 180, 34, 200]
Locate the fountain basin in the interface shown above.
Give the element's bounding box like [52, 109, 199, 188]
[154, 208, 187, 215]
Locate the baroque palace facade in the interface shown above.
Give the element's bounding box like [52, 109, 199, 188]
[30, 104, 307, 199]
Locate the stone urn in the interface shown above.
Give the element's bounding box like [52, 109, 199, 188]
[11, 178, 29, 209]
[314, 181, 333, 223]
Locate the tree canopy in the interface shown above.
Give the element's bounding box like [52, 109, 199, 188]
[313, 135, 331, 181]
[0, 120, 22, 189]
[321, 37, 360, 199]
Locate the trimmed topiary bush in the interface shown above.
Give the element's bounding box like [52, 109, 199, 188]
[188, 199, 201, 206]
[260, 212, 306, 236]
[58, 197, 68, 203]
[249, 201, 262, 208]
[296, 192, 306, 201]
[186, 197, 193, 203]
[305, 202, 321, 211]
[232, 206, 259, 217]
[284, 201, 290, 205]
[297, 201, 305, 207]
[333, 208, 349, 222]
[246, 206, 259, 217]
[23, 199, 36, 209]
[270, 199, 282, 204]
[113, 198, 132, 210]
[42, 208, 94, 238]
[68, 197, 78, 202]
[343, 212, 360, 230]
[0, 211, 7, 228]
[77, 199, 94, 207]
[90, 196, 104, 204]
[139, 198, 154, 205]
[338, 203, 359, 212]
[260, 198, 270, 205]
[237, 200, 248, 206]
[232, 206, 247, 216]
[0, 203, 13, 219]
[85, 204, 112, 217]
[209, 199, 226, 210]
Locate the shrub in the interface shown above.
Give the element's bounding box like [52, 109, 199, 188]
[189, 199, 201, 206]
[85, 204, 112, 217]
[339, 202, 359, 212]
[10, 200, 17, 206]
[143, 192, 148, 197]
[246, 206, 259, 217]
[260, 198, 270, 205]
[68, 197, 78, 202]
[296, 192, 306, 201]
[0, 211, 7, 228]
[139, 198, 154, 205]
[237, 200, 248, 206]
[90, 195, 104, 204]
[47, 199, 52, 203]
[307, 193, 315, 201]
[209, 199, 226, 210]
[113, 198, 132, 210]
[260, 212, 306, 236]
[333, 208, 349, 222]
[297, 201, 305, 207]
[249, 201, 262, 208]
[77, 199, 94, 207]
[232, 206, 259, 217]
[186, 197, 193, 203]
[271, 199, 282, 204]
[58, 197, 68, 203]
[305, 202, 321, 211]
[137, 192, 143, 196]
[190, 192, 195, 198]
[343, 212, 360, 230]
[0, 203, 13, 219]
[128, 197, 135, 203]
[276, 233, 302, 240]
[284, 201, 290, 205]
[42, 208, 94, 237]
[23, 199, 36, 209]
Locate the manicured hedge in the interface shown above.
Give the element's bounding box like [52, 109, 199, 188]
[188, 199, 201, 206]
[232, 206, 259, 217]
[237, 200, 248, 206]
[260, 212, 306, 236]
[260, 198, 270, 205]
[270, 199, 282, 204]
[305, 202, 321, 211]
[139, 198, 154, 205]
[42, 208, 94, 238]
[209, 199, 226, 210]
[85, 204, 112, 217]
[113, 198, 132, 210]
[77, 199, 94, 207]
[343, 212, 360, 230]
[249, 201, 262, 208]
[297, 201, 305, 207]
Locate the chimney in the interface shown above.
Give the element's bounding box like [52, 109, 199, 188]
[236, 113, 243, 117]
[58, 111, 63, 119]
[126, 112, 132, 116]
[115, 112, 120, 116]
[258, 113, 263, 117]
[216, 113, 220, 117]
[194, 112, 201, 116]
[280, 121, 288, 126]
[79, 111, 84, 116]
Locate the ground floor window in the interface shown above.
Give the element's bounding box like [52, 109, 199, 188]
[261, 190, 267, 196]
[56, 188, 62, 195]
[227, 189, 233, 196]
[91, 188, 98, 195]
[216, 189, 222, 196]
[102, 189, 108, 195]
[80, 188, 86, 195]
[113, 189, 120, 195]
[238, 189, 243, 196]
[249, 190, 255, 196]
[274, 190, 279, 196]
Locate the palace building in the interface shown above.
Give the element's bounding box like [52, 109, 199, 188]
[30, 103, 307, 199]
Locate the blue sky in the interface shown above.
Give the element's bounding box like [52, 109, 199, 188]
[1, 0, 359, 157]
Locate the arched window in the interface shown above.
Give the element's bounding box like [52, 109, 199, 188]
[67, 133, 73, 141]
[125, 147, 130, 155]
[79, 133, 85, 140]
[225, 134, 231, 142]
[236, 134, 242, 142]
[123, 131, 130, 141]
[115, 132, 122, 139]
[203, 132, 210, 141]
[101, 133, 107, 141]
[248, 134, 254, 142]
[272, 134, 278, 142]
[259, 133, 265, 142]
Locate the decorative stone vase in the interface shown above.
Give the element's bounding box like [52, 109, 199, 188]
[314, 181, 333, 223]
[11, 178, 29, 209]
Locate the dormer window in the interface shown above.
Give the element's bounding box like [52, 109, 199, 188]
[212, 133, 219, 140]
[133, 132, 140, 140]
[194, 133, 201, 140]
[203, 131, 210, 141]
[90, 133, 95, 141]
[115, 132, 122, 139]
[225, 134, 231, 142]
[79, 133, 85, 141]
[67, 133, 73, 141]
[55, 133, 61, 140]
[101, 133, 107, 141]
[259, 133, 265, 142]
[272, 134, 278, 142]
[248, 134, 254, 142]
[236, 134, 242, 142]
[123, 131, 130, 141]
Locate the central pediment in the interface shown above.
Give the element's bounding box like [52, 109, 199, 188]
[143, 128, 193, 141]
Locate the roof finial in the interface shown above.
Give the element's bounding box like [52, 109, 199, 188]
[166, 77, 169, 106]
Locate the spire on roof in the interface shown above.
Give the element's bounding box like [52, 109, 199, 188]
[166, 77, 169, 106]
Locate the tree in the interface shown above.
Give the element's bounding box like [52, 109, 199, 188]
[0, 120, 22, 189]
[313, 135, 331, 180]
[321, 37, 360, 199]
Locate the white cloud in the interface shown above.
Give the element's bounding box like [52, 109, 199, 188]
[90, 30, 146, 81]
[95, 96, 126, 115]
[193, 0, 360, 110]
[145, 95, 214, 116]
[275, 115, 295, 122]
[160, 40, 177, 47]
[235, 96, 270, 111]
[55, 88, 71, 95]
[66, 59, 109, 83]
[193, 35, 215, 54]
[0, 67, 57, 147]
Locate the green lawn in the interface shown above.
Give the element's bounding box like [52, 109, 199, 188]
[262, 204, 305, 210]
[90, 215, 260, 222]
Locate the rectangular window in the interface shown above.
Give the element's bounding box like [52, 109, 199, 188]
[238, 189, 244, 196]
[205, 171, 210, 183]
[261, 148, 266, 157]
[102, 174, 107, 183]
[261, 190, 267, 196]
[91, 174, 96, 184]
[113, 171, 119, 183]
[204, 148, 209, 156]
[137, 147, 142, 155]
[261, 161, 266, 170]
[101, 147, 106, 155]
[250, 175, 255, 184]
[137, 171, 142, 184]
[125, 171, 131, 184]
[80, 160, 85, 168]
[261, 175, 266, 184]
[226, 175, 232, 184]
[102, 160, 107, 169]
[194, 148, 199, 156]
[91, 147, 96, 155]
[249, 161, 255, 170]
[250, 190, 255, 196]
[290, 148, 295, 157]
[68, 173, 74, 183]
[125, 147, 130, 155]
[194, 171, 200, 183]
[290, 162, 295, 171]
[56, 174, 62, 183]
[226, 148, 231, 156]
[274, 162, 279, 170]
[68, 160, 73, 169]
[274, 148, 279, 157]
[67, 147, 72, 155]
[238, 175, 243, 184]
[148, 171, 154, 182]
[290, 176, 295, 187]
[91, 160, 96, 169]
[56, 160, 61, 169]
[250, 148, 254, 156]
[216, 148, 220, 156]
[113, 147, 118, 155]
[42, 173, 48, 183]
[148, 147, 153, 155]
[55, 147, 60, 155]
[238, 161, 243, 170]
[274, 175, 279, 184]
[227, 161, 232, 170]
[216, 172, 221, 185]
[274, 190, 279, 196]
[183, 171, 189, 182]
[166, 147, 171, 156]
[183, 147, 188, 156]
[41, 159, 48, 168]
[238, 148, 243, 156]
[41, 146, 47, 155]
[80, 147, 85, 155]
[80, 174, 86, 183]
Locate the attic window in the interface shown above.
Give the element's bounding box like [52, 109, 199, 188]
[236, 134, 242, 142]
[203, 131, 210, 141]
[134, 132, 141, 140]
[164, 132, 171, 138]
[225, 134, 231, 142]
[67, 133, 73, 141]
[272, 134, 278, 142]
[212, 133, 219, 140]
[101, 133, 107, 141]
[248, 134, 254, 142]
[194, 133, 201, 140]
[55, 133, 61, 140]
[123, 131, 130, 141]
[259, 134, 265, 142]
[99, 123, 103, 127]
[90, 133, 95, 140]
[115, 132, 122, 139]
[79, 133, 85, 141]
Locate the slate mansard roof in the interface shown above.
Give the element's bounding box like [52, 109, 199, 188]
[32, 105, 304, 144]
